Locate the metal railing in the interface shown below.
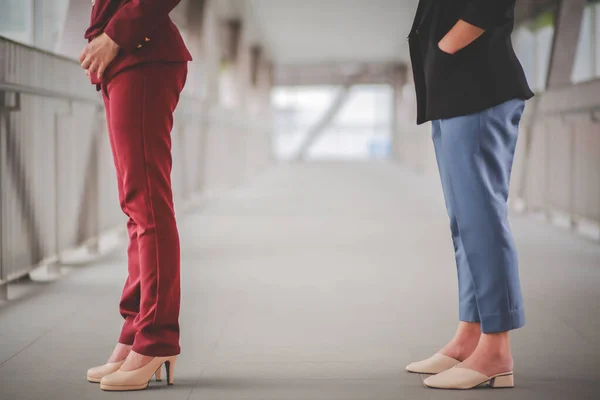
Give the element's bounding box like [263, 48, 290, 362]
[512, 96, 600, 233]
[0, 36, 272, 297]
[392, 82, 600, 241]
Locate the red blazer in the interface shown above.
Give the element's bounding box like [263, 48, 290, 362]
[84, 0, 192, 85]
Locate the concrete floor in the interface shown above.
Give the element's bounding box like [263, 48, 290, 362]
[1, 162, 599, 400]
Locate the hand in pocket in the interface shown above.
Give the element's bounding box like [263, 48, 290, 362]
[438, 20, 485, 54]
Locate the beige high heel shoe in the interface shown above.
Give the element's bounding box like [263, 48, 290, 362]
[100, 356, 176, 391]
[423, 366, 514, 389]
[405, 353, 460, 374]
[87, 361, 124, 383]
[88, 360, 163, 383]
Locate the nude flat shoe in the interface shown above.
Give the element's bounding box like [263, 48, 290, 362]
[87, 361, 124, 383]
[423, 366, 514, 389]
[100, 356, 176, 391]
[405, 353, 460, 374]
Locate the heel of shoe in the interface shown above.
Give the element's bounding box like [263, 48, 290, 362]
[155, 366, 163, 381]
[491, 373, 514, 388]
[165, 357, 177, 385]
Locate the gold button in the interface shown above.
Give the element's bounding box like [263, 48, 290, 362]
[137, 44, 142, 48]
[145, 37, 150, 42]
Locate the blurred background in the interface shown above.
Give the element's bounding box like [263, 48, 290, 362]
[0, 1, 599, 399]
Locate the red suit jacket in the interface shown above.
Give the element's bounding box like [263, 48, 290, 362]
[84, 0, 192, 85]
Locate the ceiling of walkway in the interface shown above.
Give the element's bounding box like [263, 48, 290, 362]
[220, 0, 418, 66]
[215, 0, 554, 70]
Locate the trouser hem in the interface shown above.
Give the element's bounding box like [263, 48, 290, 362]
[459, 309, 481, 323]
[132, 342, 181, 357]
[118, 318, 137, 345]
[480, 307, 525, 333]
[131, 329, 180, 357]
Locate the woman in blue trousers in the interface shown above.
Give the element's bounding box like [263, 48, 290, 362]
[404, 0, 534, 390]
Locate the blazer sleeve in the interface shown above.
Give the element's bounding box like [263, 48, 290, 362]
[104, 0, 181, 51]
[460, 0, 514, 30]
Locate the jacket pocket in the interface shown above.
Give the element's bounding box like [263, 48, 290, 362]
[428, 42, 456, 82]
[434, 42, 456, 62]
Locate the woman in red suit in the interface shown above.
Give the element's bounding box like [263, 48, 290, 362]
[79, 0, 191, 391]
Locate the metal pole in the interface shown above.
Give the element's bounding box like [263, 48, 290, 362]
[567, 116, 576, 231]
[88, 105, 104, 255]
[595, 110, 600, 242]
[546, 0, 587, 89]
[544, 120, 551, 221]
[0, 283, 7, 301]
[47, 109, 62, 275]
[0, 91, 7, 300]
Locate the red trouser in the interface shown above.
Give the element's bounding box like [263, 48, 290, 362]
[102, 62, 187, 357]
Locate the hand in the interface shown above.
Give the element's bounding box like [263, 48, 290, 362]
[79, 33, 119, 80]
[438, 20, 485, 54]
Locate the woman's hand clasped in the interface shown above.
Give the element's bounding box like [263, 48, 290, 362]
[79, 33, 119, 80]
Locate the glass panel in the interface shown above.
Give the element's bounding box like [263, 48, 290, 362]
[572, 5, 594, 83]
[595, 3, 600, 78]
[272, 86, 337, 160]
[0, 0, 33, 45]
[272, 85, 393, 161]
[32, 0, 70, 52]
[534, 25, 554, 91]
[513, 27, 536, 90]
[309, 85, 393, 160]
[0, 0, 69, 52]
[512, 11, 555, 93]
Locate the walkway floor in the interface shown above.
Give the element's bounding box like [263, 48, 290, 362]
[1, 163, 599, 400]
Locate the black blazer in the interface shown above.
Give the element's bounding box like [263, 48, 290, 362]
[408, 0, 534, 124]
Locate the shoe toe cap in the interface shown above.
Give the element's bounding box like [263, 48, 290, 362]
[406, 354, 460, 374]
[405, 361, 425, 373]
[88, 362, 122, 382]
[423, 373, 444, 388]
[423, 367, 489, 389]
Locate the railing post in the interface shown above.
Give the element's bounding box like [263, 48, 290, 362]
[0, 91, 23, 297]
[0, 283, 7, 301]
[544, 120, 551, 221]
[48, 108, 62, 276]
[87, 105, 105, 255]
[198, 102, 210, 193]
[567, 116, 576, 231]
[595, 110, 600, 242]
[48, 102, 74, 275]
[88, 136, 100, 255]
[0, 91, 6, 300]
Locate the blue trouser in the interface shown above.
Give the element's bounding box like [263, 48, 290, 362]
[431, 99, 526, 333]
